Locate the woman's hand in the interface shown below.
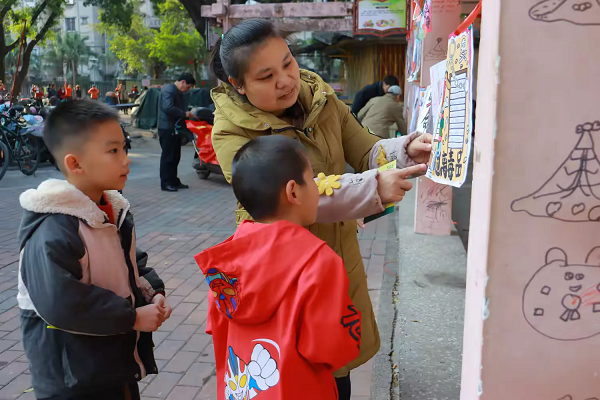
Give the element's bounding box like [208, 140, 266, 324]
[407, 133, 433, 164]
[377, 164, 427, 204]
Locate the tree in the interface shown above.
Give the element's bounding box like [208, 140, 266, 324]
[99, 0, 203, 79]
[1, 0, 63, 90]
[147, 0, 204, 81]
[44, 33, 95, 85]
[97, 14, 162, 78]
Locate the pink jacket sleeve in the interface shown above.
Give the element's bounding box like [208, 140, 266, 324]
[368, 131, 423, 170]
[316, 169, 385, 223]
[315, 132, 424, 223]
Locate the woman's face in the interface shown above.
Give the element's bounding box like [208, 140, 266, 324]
[232, 37, 301, 114]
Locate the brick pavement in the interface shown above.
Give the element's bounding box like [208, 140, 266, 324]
[0, 139, 395, 399]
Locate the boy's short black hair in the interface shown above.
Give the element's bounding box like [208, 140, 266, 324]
[383, 75, 399, 86]
[232, 136, 309, 221]
[43, 100, 119, 163]
[177, 73, 196, 86]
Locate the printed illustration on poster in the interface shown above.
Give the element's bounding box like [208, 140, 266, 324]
[426, 26, 474, 188]
[354, 0, 407, 36]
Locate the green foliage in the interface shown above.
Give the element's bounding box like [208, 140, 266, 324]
[5, 0, 64, 47]
[43, 33, 94, 80]
[85, 0, 161, 32]
[147, 0, 203, 67]
[98, 0, 203, 78]
[98, 14, 156, 76]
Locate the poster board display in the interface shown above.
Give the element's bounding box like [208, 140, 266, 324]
[426, 25, 474, 188]
[354, 0, 407, 36]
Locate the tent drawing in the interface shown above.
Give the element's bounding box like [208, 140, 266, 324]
[425, 38, 447, 61]
[529, 0, 600, 26]
[511, 121, 600, 222]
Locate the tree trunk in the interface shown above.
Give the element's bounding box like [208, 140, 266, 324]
[13, 10, 59, 98]
[72, 60, 77, 86]
[193, 59, 199, 84]
[178, 0, 206, 37]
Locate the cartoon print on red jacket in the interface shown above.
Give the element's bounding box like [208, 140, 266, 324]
[206, 268, 240, 319]
[225, 341, 280, 400]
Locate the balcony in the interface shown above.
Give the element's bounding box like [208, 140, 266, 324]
[143, 17, 161, 29]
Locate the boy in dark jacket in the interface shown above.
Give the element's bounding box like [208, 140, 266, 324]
[17, 100, 172, 400]
[194, 136, 361, 400]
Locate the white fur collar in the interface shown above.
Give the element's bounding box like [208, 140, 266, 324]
[19, 179, 130, 228]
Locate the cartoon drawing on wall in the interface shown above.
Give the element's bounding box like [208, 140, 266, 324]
[420, 184, 451, 229]
[558, 396, 599, 400]
[225, 343, 280, 399]
[511, 121, 600, 222]
[523, 247, 600, 341]
[529, 0, 600, 25]
[425, 38, 447, 61]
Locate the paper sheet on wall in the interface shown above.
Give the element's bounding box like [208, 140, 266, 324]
[416, 86, 432, 134]
[409, 87, 425, 134]
[429, 60, 446, 134]
[426, 26, 474, 188]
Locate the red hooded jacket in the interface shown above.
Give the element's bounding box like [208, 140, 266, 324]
[194, 220, 361, 400]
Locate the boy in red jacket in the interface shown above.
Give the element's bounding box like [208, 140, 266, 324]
[195, 136, 361, 400]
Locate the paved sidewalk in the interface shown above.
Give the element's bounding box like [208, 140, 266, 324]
[0, 138, 397, 399]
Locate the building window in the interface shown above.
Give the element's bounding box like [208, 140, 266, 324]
[81, 17, 88, 25]
[66, 0, 74, 5]
[65, 18, 76, 31]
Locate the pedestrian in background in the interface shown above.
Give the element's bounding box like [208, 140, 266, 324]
[65, 83, 73, 100]
[157, 73, 196, 192]
[75, 84, 82, 99]
[88, 84, 99, 100]
[210, 19, 432, 399]
[351, 75, 399, 115]
[357, 85, 407, 138]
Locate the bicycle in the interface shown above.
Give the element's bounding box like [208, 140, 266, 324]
[0, 140, 8, 181]
[0, 112, 41, 179]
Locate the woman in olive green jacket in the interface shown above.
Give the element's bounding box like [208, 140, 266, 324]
[210, 20, 432, 398]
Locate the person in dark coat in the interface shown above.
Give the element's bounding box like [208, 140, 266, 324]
[157, 73, 196, 192]
[350, 75, 399, 116]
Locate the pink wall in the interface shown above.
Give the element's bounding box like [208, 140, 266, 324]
[462, 0, 600, 398]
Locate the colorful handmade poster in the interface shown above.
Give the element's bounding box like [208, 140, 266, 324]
[423, 0, 432, 33]
[406, 32, 422, 82]
[426, 26, 474, 188]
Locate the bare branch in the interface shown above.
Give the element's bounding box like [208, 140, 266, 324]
[29, 0, 51, 27]
[6, 38, 19, 53]
[0, 0, 18, 21]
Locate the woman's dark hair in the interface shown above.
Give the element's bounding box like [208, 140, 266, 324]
[231, 136, 308, 221]
[210, 19, 290, 85]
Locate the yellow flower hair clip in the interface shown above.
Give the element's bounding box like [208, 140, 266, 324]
[315, 173, 342, 196]
[377, 145, 388, 167]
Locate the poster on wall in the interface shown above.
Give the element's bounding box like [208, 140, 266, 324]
[354, 0, 407, 36]
[426, 25, 474, 188]
[416, 85, 432, 134]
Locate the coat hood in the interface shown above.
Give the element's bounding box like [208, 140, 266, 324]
[194, 220, 329, 324]
[210, 69, 336, 132]
[19, 179, 130, 249]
